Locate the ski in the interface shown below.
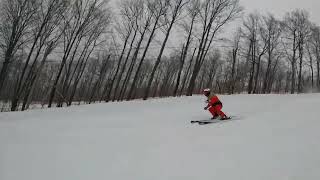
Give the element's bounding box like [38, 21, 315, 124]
[191, 117, 233, 125]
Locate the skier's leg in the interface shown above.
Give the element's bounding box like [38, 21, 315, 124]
[215, 105, 227, 118]
[208, 106, 218, 118]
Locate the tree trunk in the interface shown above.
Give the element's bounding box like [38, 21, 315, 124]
[180, 48, 196, 96]
[117, 21, 149, 101]
[253, 53, 264, 94]
[143, 3, 182, 100]
[317, 60, 320, 90]
[127, 14, 161, 100]
[247, 40, 255, 94]
[307, 45, 314, 89]
[105, 33, 131, 102]
[21, 44, 54, 111]
[0, 59, 10, 95]
[262, 53, 272, 94]
[112, 28, 138, 101]
[291, 32, 297, 94]
[173, 15, 195, 97]
[187, 25, 220, 96]
[89, 55, 110, 103]
[298, 42, 303, 93]
[230, 49, 237, 94]
[67, 52, 92, 106]
[173, 46, 186, 97]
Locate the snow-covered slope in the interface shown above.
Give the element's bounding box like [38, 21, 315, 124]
[1, 94, 320, 180]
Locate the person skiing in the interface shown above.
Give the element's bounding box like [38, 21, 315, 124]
[203, 88, 230, 120]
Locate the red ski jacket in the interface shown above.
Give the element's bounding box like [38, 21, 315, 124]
[207, 95, 222, 107]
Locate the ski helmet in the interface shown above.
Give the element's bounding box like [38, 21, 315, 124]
[203, 88, 210, 95]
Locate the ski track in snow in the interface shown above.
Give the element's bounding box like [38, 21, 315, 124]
[1, 94, 320, 180]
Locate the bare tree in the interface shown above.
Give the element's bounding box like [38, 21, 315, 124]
[104, 0, 141, 102]
[309, 25, 320, 90]
[67, 5, 111, 106]
[142, 0, 189, 100]
[180, 48, 196, 95]
[306, 42, 315, 89]
[173, 0, 199, 97]
[112, 23, 139, 101]
[296, 11, 310, 93]
[261, 14, 282, 93]
[283, 9, 309, 94]
[10, 0, 68, 111]
[186, 0, 242, 96]
[89, 54, 110, 103]
[227, 28, 241, 94]
[127, 0, 170, 100]
[252, 14, 274, 94]
[0, 0, 37, 95]
[242, 13, 260, 94]
[117, 0, 153, 101]
[21, 23, 65, 110]
[204, 50, 220, 89]
[48, 0, 110, 107]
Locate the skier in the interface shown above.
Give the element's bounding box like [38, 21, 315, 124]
[203, 88, 230, 120]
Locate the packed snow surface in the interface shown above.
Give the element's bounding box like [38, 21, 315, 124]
[1, 94, 320, 180]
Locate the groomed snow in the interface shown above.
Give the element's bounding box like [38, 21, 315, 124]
[1, 94, 320, 180]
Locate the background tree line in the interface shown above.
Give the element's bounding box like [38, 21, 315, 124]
[0, 0, 319, 112]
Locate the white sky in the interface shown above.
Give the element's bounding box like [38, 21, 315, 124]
[240, 0, 320, 24]
[108, 0, 320, 55]
[110, 0, 320, 24]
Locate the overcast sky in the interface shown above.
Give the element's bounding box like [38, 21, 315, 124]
[240, 0, 320, 23]
[110, 0, 320, 24]
[111, 0, 320, 23]
[108, 0, 320, 53]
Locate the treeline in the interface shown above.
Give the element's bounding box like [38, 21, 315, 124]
[0, 0, 318, 112]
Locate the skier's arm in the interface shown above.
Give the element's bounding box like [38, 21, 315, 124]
[204, 99, 211, 110]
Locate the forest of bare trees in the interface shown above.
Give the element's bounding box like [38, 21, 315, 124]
[0, 0, 319, 112]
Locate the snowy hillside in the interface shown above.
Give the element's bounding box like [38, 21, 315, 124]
[1, 94, 320, 180]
